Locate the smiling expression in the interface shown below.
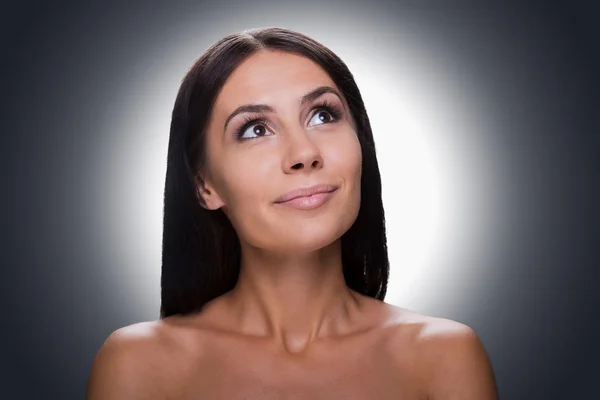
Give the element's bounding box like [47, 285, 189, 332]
[198, 49, 363, 253]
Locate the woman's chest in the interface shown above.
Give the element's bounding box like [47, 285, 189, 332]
[182, 363, 424, 400]
[170, 334, 426, 400]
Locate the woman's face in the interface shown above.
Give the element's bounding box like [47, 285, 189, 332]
[200, 50, 362, 254]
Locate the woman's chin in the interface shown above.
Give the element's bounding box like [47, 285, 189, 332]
[271, 231, 345, 254]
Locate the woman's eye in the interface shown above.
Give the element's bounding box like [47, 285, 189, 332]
[236, 107, 338, 141]
[309, 110, 335, 126]
[239, 123, 270, 139]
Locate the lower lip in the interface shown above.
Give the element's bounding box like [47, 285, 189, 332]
[275, 189, 337, 210]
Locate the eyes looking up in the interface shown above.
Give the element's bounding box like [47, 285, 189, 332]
[234, 99, 343, 141]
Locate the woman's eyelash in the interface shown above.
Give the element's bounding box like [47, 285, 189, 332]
[234, 100, 343, 141]
[314, 100, 343, 122]
[235, 116, 271, 140]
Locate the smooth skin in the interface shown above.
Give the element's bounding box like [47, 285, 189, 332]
[87, 50, 498, 399]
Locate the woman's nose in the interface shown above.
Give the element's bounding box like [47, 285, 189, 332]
[282, 128, 324, 173]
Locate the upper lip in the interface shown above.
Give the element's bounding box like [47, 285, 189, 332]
[274, 184, 338, 203]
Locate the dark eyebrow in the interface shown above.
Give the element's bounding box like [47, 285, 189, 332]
[223, 85, 342, 133]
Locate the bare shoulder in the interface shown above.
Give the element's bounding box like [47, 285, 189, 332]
[384, 305, 498, 400]
[86, 317, 205, 399]
[86, 321, 169, 399]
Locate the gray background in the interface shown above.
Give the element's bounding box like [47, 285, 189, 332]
[1, 1, 599, 398]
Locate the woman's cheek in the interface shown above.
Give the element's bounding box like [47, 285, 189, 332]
[332, 132, 362, 174]
[230, 159, 271, 203]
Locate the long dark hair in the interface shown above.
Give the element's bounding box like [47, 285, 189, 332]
[160, 27, 389, 318]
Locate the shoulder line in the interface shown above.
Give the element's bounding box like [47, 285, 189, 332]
[86, 320, 170, 399]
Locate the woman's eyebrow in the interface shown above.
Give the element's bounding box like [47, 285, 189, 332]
[223, 85, 342, 132]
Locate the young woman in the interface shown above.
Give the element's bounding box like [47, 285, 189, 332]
[87, 27, 498, 399]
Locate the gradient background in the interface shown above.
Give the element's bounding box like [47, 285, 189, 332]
[2, 1, 599, 398]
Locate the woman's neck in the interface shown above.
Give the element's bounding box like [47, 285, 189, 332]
[223, 239, 363, 353]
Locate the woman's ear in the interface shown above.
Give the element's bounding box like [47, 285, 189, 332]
[196, 173, 226, 211]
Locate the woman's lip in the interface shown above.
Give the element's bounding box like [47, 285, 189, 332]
[274, 188, 337, 210]
[274, 184, 338, 203]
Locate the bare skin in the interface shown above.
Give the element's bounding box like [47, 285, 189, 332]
[87, 295, 497, 399]
[87, 49, 498, 399]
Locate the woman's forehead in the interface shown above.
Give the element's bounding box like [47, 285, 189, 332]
[215, 51, 337, 112]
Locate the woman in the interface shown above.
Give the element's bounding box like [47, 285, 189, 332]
[87, 27, 498, 399]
